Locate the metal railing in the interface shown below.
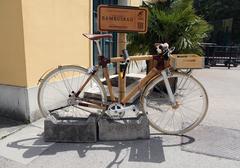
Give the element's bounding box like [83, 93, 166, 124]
[203, 45, 240, 69]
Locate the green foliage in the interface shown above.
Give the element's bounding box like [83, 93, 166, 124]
[195, 0, 240, 21]
[127, 0, 212, 55]
[194, 0, 240, 45]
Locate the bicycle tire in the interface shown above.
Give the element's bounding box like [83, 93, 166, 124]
[38, 65, 107, 118]
[141, 72, 208, 135]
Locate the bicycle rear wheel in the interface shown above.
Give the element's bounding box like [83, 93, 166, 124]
[141, 72, 208, 135]
[38, 65, 107, 118]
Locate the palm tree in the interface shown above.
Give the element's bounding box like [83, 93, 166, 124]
[127, 0, 212, 56]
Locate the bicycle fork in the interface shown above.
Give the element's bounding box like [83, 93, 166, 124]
[161, 69, 177, 106]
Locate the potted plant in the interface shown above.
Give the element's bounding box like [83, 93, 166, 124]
[127, 0, 212, 72]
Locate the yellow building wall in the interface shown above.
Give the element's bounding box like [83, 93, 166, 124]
[0, 0, 27, 87]
[21, 0, 91, 87]
[0, 0, 139, 88]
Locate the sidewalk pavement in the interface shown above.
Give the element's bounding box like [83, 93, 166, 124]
[0, 67, 240, 168]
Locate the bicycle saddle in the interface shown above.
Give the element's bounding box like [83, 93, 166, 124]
[83, 33, 112, 40]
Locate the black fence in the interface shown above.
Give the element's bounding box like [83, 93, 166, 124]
[203, 45, 240, 69]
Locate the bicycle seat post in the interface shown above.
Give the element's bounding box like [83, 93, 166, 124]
[94, 40, 102, 56]
[93, 37, 116, 102]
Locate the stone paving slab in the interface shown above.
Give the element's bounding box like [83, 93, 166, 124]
[30, 118, 45, 129]
[181, 125, 240, 161]
[0, 119, 54, 164]
[1, 69, 240, 167]
[0, 116, 26, 139]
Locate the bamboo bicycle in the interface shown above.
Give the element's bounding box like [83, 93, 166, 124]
[38, 33, 208, 135]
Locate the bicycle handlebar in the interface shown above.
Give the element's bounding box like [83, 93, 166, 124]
[155, 43, 175, 60]
[110, 43, 175, 63]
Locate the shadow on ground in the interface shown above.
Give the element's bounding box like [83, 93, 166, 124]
[0, 116, 25, 139]
[6, 133, 195, 167]
[0, 116, 24, 129]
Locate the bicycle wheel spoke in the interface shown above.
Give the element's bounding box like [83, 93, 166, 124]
[142, 72, 208, 134]
[162, 111, 175, 131]
[178, 108, 195, 125]
[147, 107, 165, 117]
[159, 107, 171, 122]
[70, 71, 75, 87]
[53, 74, 70, 95]
[182, 83, 197, 94]
[63, 70, 75, 92]
[145, 94, 168, 100]
[181, 104, 201, 114]
[176, 74, 188, 90]
[146, 101, 169, 112]
[38, 66, 106, 119]
[183, 89, 200, 99]
[178, 107, 200, 123]
[176, 76, 185, 89]
[171, 113, 176, 132]
[176, 74, 191, 93]
[179, 108, 185, 127]
[181, 96, 203, 104]
[59, 70, 73, 93]
[45, 83, 68, 98]
[150, 107, 171, 127]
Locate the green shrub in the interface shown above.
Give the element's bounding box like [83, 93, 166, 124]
[127, 0, 212, 55]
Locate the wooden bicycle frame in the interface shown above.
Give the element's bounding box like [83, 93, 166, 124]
[111, 55, 162, 104]
[75, 54, 165, 110]
[74, 38, 166, 110]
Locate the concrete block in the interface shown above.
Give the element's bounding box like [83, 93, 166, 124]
[98, 114, 150, 141]
[44, 115, 97, 142]
[0, 84, 44, 122]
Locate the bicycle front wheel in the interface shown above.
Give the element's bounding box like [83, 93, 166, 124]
[38, 65, 107, 118]
[141, 72, 208, 135]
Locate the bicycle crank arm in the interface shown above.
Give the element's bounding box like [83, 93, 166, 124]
[106, 104, 139, 119]
[108, 105, 137, 114]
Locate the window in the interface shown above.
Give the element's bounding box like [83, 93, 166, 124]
[92, 0, 118, 65]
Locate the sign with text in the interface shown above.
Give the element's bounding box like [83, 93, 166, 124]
[98, 5, 148, 33]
